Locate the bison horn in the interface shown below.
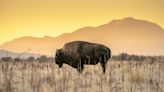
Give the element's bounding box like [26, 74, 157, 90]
[56, 49, 60, 56]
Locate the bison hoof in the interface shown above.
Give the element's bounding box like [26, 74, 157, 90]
[77, 68, 83, 73]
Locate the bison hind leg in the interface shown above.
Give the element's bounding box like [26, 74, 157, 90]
[100, 55, 107, 74]
[77, 59, 84, 73]
[101, 62, 106, 73]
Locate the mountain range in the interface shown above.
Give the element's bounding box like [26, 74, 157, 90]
[0, 17, 164, 56]
[0, 50, 40, 58]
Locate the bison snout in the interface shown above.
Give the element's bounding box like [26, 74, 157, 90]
[58, 63, 63, 68]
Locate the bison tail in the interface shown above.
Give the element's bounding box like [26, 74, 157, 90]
[107, 48, 111, 59]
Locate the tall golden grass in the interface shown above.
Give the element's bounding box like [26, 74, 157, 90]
[0, 60, 163, 92]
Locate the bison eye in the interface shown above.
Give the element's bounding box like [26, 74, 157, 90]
[56, 53, 59, 57]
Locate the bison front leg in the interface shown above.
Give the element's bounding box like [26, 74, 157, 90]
[77, 59, 84, 73]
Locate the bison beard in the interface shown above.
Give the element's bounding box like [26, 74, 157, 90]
[55, 41, 111, 73]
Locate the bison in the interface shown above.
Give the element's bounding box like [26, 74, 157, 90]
[55, 41, 111, 73]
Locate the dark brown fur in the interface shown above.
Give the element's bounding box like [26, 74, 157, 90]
[55, 41, 111, 73]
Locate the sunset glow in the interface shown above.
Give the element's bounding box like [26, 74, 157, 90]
[0, 0, 164, 45]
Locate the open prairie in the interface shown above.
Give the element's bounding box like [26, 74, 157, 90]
[1, 0, 164, 92]
[0, 60, 163, 92]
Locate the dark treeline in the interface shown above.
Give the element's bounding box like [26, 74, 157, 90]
[112, 53, 164, 62]
[0, 53, 164, 62]
[0, 55, 54, 62]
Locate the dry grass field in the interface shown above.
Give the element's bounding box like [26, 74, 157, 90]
[0, 60, 164, 92]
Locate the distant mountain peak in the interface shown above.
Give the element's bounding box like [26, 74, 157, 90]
[96, 17, 164, 31]
[109, 17, 142, 24]
[122, 17, 137, 20]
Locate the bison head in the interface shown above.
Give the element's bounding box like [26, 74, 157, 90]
[55, 49, 65, 68]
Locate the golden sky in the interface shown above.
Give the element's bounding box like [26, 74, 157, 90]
[0, 0, 164, 45]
